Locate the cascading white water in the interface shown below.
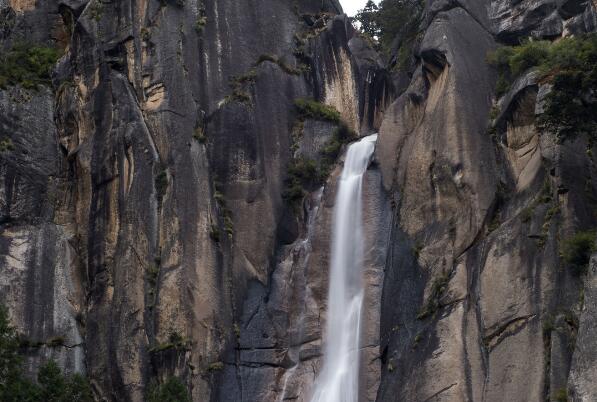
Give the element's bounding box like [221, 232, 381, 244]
[310, 134, 378, 402]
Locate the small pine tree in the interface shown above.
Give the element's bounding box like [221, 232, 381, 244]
[38, 360, 66, 402]
[355, 0, 380, 38]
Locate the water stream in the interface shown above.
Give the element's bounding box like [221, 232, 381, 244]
[310, 134, 378, 402]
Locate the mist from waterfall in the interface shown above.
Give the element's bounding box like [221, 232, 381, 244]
[310, 134, 378, 402]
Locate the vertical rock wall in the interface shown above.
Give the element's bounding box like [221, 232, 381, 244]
[376, 1, 597, 401]
[0, 0, 392, 401]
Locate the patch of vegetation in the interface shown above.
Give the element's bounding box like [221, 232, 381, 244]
[209, 224, 221, 243]
[488, 35, 597, 141]
[255, 54, 308, 75]
[212, 182, 234, 239]
[282, 115, 355, 208]
[412, 332, 422, 348]
[353, 0, 424, 69]
[553, 387, 568, 402]
[412, 242, 423, 259]
[417, 271, 450, 320]
[294, 99, 341, 123]
[47, 336, 65, 348]
[537, 204, 560, 248]
[224, 69, 257, 106]
[195, 3, 207, 33]
[147, 377, 191, 402]
[147, 263, 160, 287]
[0, 138, 14, 152]
[206, 361, 224, 372]
[141, 28, 151, 42]
[560, 230, 596, 275]
[320, 123, 355, 168]
[282, 156, 319, 206]
[89, 1, 104, 22]
[223, 215, 234, 238]
[0, 305, 93, 401]
[542, 314, 555, 337]
[0, 43, 61, 90]
[150, 331, 191, 353]
[487, 215, 501, 233]
[155, 168, 168, 201]
[521, 206, 534, 223]
[193, 126, 206, 143]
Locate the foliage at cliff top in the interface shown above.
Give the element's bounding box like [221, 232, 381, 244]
[488, 34, 597, 140]
[0, 43, 61, 90]
[0, 305, 93, 401]
[353, 0, 424, 67]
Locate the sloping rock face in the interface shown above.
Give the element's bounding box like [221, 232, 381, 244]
[0, 0, 393, 401]
[377, 0, 597, 401]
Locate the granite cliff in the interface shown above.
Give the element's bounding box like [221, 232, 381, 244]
[0, 0, 596, 401]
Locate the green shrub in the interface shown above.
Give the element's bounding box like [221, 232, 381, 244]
[521, 206, 534, 223]
[226, 70, 257, 105]
[89, 1, 103, 21]
[140, 28, 151, 42]
[488, 35, 597, 140]
[47, 336, 65, 348]
[417, 272, 450, 320]
[147, 264, 160, 286]
[155, 168, 168, 201]
[287, 157, 318, 183]
[255, 54, 307, 75]
[195, 4, 207, 34]
[0, 138, 14, 152]
[509, 40, 550, 76]
[150, 331, 191, 353]
[147, 377, 191, 402]
[0, 43, 60, 90]
[193, 127, 206, 143]
[207, 361, 224, 372]
[354, 0, 424, 62]
[294, 99, 341, 122]
[283, 119, 356, 207]
[553, 388, 568, 402]
[561, 230, 596, 275]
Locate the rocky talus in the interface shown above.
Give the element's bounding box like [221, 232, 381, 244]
[0, 0, 596, 401]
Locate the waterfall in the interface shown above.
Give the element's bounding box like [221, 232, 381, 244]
[310, 134, 378, 402]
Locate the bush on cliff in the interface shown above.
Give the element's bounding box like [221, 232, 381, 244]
[294, 99, 341, 123]
[560, 230, 596, 275]
[354, 0, 424, 68]
[0, 43, 60, 90]
[488, 34, 597, 140]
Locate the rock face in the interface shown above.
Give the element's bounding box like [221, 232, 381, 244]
[0, 0, 392, 401]
[377, 1, 597, 402]
[1, 0, 596, 401]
